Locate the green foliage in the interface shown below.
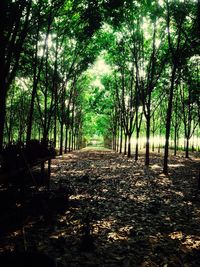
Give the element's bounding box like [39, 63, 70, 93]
[2, 0, 199, 156]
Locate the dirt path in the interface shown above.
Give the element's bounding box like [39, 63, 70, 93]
[1, 149, 200, 266]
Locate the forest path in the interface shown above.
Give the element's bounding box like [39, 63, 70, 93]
[49, 148, 200, 266]
[1, 149, 200, 266]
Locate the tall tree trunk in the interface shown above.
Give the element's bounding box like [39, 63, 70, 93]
[64, 125, 68, 153]
[69, 130, 71, 152]
[59, 120, 64, 155]
[26, 15, 51, 142]
[0, 80, 6, 150]
[135, 129, 139, 161]
[116, 122, 120, 152]
[163, 65, 176, 174]
[174, 125, 177, 156]
[185, 136, 190, 158]
[145, 114, 150, 165]
[124, 133, 127, 155]
[127, 134, 131, 158]
[54, 87, 58, 147]
[0, 1, 7, 150]
[119, 117, 123, 153]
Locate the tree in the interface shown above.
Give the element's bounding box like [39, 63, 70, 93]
[0, 0, 32, 150]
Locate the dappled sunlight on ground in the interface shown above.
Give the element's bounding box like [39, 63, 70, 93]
[0, 149, 200, 266]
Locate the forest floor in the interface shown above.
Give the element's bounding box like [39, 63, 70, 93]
[0, 148, 200, 267]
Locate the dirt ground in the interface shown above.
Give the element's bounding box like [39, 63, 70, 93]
[0, 148, 200, 266]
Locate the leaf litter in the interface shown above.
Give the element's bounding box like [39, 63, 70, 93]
[0, 149, 200, 266]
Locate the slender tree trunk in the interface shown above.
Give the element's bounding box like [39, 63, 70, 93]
[116, 122, 119, 152]
[127, 134, 131, 158]
[59, 120, 63, 155]
[185, 136, 190, 158]
[69, 130, 71, 152]
[64, 125, 68, 153]
[54, 87, 58, 147]
[145, 114, 150, 165]
[0, 81, 6, 150]
[174, 125, 177, 156]
[119, 119, 123, 153]
[163, 65, 176, 174]
[152, 114, 155, 152]
[0, 1, 7, 150]
[124, 133, 127, 155]
[27, 15, 51, 142]
[135, 129, 139, 161]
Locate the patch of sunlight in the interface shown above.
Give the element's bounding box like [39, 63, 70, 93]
[129, 194, 136, 200]
[68, 170, 84, 175]
[169, 231, 183, 240]
[181, 235, 200, 251]
[170, 190, 184, 197]
[50, 230, 67, 239]
[93, 219, 115, 235]
[168, 164, 185, 168]
[107, 232, 128, 241]
[119, 165, 129, 168]
[119, 225, 134, 234]
[159, 173, 168, 178]
[82, 146, 111, 151]
[136, 195, 148, 202]
[135, 181, 147, 187]
[151, 164, 161, 170]
[69, 194, 91, 200]
[95, 218, 115, 229]
[63, 154, 79, 159]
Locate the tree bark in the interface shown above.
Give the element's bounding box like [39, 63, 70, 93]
[127, 134, 131, 158]
[163, 65, 176, 174]
[145, 113, 150, 165]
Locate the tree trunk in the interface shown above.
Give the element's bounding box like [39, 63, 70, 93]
[124, 133, 127, 155]
[0, 79, 6, 150]
[127, 134, 131, 158]
[116, 121, 120, 152]
[185, 137, 190, 158]
[0, 1, 7, 150]
[119, 120, 123, 153]
[27, 15, 51, 142]
[163, 65, 176, 174]
[59, 120, 63, 155]
[145, 114, 150, 165]
[69, 130, 71, 152]
[135, 129, 139, 161]
[64, 125, 68, 153]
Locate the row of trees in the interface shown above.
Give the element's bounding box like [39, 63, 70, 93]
[0, 0, 199, 174]
[1, 0, 109, 154]
[102, 0, 200, 173]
